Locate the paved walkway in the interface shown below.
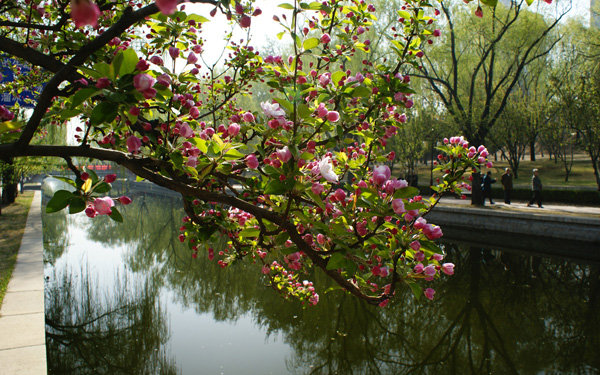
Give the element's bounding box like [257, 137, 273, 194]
[0, 190, 47, 375]
[436, 196, 600, 217]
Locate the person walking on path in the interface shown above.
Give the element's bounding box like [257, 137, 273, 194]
[482, 171, 496, 205]
[527, 168, 543, 208]
[500, 168, 513, 204]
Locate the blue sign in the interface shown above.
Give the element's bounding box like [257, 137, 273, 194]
[0, 58, 44, 108]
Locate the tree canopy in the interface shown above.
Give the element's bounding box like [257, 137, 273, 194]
[0, 0, 552, 306]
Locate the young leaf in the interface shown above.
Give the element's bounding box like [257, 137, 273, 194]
[46, 190, 75, 213]
[109, 207, 123, 222]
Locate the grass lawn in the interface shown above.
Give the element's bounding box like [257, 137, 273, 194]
[0, 190, 34, 307]
[412, 153, 599, 189]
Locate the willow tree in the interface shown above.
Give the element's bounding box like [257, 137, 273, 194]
[411, 0, 569, 204]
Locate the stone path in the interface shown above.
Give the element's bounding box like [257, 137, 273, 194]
[0, 190, 47, 375]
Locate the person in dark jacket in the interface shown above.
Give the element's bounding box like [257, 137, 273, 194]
[481, 171, 496, 205]
[500, 168, 513, 204]
[527, 168, 543, 208]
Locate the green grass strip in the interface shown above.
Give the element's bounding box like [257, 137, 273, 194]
[0, 190, 35, 307]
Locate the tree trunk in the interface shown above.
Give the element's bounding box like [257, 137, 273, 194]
[1, 161, 18, 205]
[529, 141, 536, 161]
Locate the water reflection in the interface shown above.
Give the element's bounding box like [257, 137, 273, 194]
[42, 183, 600, 374]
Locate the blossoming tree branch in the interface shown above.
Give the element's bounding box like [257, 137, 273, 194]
[0, 0, 547, 306]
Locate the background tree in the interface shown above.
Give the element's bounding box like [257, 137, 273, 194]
[410, 0, 569, 203]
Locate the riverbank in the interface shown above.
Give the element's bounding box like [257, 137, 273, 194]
[430, 197, 600, 261]
[0, 190, 47, 375]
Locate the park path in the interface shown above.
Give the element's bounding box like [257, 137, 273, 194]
[0, 190, 47, 375]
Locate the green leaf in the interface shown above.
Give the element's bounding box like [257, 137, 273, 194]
[68, 198, 86, 214]
[77, 66, 104, 79]
[239, 228, 260, 238]
[297, 103, 312, 119]
[303, 37, 320, 51]
[93, 182, 112, 194]
[351, 86, 371, 97]
[306, 190, 326, 210]
[274, 98, 293, 113]
[278, 2, 295, 9]
[0, 121, 21, 134]
[326, 253, 346, 270]
[118, 49, 139, 77]
[186, 14, 210, 23]
[90, 101, 118, 126]
[223, 148, 245, 160]
[299, 152, 314, 161]
[109, 206, 123, 222]
[480, 0, 498, 6]
[51, 176, 77, 188]
[70, 88, 100, 109]
[393, 186, 420, 199]
[46, 190, 74, 213]
[407, 282, 422, 301]
[93, 62, 111, 78]
[331, 71, 346, 86]
[264, 180, 288, 195]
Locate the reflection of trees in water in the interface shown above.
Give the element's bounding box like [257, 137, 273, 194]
[45, 192, 600, 374]
[41, 191, 71, 265]
[45, 265, 179, 375]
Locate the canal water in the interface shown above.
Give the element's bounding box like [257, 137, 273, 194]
[41, 180, 600, 374]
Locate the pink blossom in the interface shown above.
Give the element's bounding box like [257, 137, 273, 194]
[475, 6, 483, 18]
[228, 123, 240, 137]
[311, 182, 324, 195]
[126, 135, 142, 153]
[261, 264, 270, 274]
[245, 154, 259, 169]
[414, 263, 424, 274]
[149, 56, 164, 66]
[424, 265, 437, 278]
[168, 46, 180, 59]
[240, 15, 251, 28]
[70, 0, 101, 28]
[319, 73, 331, 87]
[119, 196, 132, 205]
[95, 77, 110, 89]
[276, 146, 292, 163]
[318, 157, 338, 182]
[392, 198, 405, 215]
[85, 206, 97, 218]
[136, 59, 150, 71]
[93, 196, 114, 215]
[261, 101, 286, 118]
[180, 123, 194, 138]
[186, 156, 197, 168]
[320, 33, 331, 44]
[104, 174, 117, 183]
[156, 0, 179, 14]
[373, 165, 391, 185]
[424, 288, 436, 301]
[189, 106, 200, 119]
[334, 188, 346, 202]
[316, 233, 326, 244]
[414, 250, 425, 261]
[242, 112, 255, 122]
[326, 111, 340, 122]
[432, 253, 444, 261]
[187, 52, 198, 65]
[433, 29, 441, 37]
[133, 74, 155, 92]
[316, 103, 328, 118]
[442, 263, 455, 275]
